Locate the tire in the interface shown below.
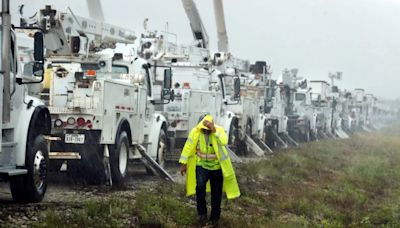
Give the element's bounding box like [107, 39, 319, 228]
[10, 135, 49, 203]
[156, 129, 167, 168]
[109, 131, 129, 186]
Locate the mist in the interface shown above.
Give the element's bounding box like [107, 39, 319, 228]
[11, 0, 400, 99]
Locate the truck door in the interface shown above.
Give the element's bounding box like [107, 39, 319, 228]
[144, 67, 153, 122]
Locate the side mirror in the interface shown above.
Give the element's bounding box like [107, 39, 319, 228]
[162, 68, 174, 101]
[33, 32, 44, 62]
[32, 31, 45, 78]
[18, 30, 45, 84]
[163, 69, 172, 89]
[233, 77, 241, 100]
[70, 36, 81, 54]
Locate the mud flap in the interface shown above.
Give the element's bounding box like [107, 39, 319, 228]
[103, 145, 113, 186]
[137, 145, 175, 182]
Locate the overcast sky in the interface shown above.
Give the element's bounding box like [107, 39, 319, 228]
[11, 0, 400, 99]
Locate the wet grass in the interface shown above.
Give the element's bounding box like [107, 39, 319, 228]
[32, 126, 400, 227]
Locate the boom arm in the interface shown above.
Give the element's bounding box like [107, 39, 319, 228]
[31, 5, 136, 56]
[86, 0, 105, 22]
[213, 0, 229, 52]
[181, 0, 209, 49]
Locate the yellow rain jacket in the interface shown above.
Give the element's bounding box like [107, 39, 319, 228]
[179, 115, 240, 199]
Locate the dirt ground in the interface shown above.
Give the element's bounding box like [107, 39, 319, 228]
[0, 162, 183, 227]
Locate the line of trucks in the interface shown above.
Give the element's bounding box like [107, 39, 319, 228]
[1, 0, 398, 203]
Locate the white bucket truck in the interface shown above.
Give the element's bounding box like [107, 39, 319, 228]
[0, 0, 51, 202]
[27, 5, 174, 185]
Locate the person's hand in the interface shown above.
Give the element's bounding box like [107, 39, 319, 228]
[203, 120, 216, 133]
[180, 164, 187, 176]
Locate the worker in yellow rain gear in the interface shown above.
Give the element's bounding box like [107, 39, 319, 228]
[179, 114, 240, 226]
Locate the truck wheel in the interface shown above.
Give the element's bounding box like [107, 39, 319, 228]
[109, 131, 129, 186]
[10, 135, 49, 203]
[156, 129, 167, 168]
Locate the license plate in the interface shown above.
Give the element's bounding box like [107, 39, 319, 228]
[65, 134, 85, 144]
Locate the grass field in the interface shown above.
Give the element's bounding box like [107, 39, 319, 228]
[33, 127, 400, 227]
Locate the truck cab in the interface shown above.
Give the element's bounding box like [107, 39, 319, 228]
[309, 80, 334, 138]
[1, 1, 51, 203]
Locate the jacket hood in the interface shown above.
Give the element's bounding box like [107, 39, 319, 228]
[197, 114, 214, 130]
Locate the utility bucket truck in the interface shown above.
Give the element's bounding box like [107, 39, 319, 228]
[26, 6, 174, 185]
[213, 54, 270, 156]
[291, 80, 318, 142]
[308, 80, 336, 139]
[260, 76, 291, 149]
[212, 0, 269, 156]
[328, 86, 349, 139]
[0, 0, 52, 202]
[133, 0, 241, 162]
[351, 88, 372, 132]
[138, 27, 234, 161]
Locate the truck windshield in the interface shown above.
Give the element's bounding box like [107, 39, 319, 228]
[295, 93, 306, 101]
[112, 65, 129, 74]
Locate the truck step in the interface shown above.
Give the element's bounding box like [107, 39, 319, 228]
[0, 167, 28, 176]
[1, 141, 17, 148]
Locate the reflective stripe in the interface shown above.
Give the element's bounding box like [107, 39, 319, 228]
[216, 132, 222, 138]
[218, 143, 229, 161]
[187, 138, 193, 144]
[196, 150, 218, 160]
[180, 155, 188, 161]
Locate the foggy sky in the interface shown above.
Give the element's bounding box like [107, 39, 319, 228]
[11, 0, 400, 99]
